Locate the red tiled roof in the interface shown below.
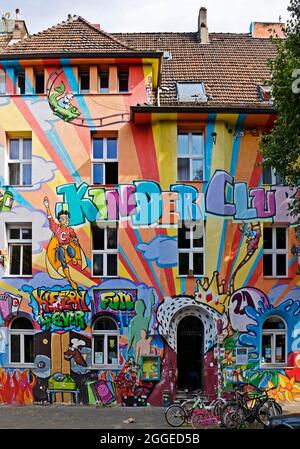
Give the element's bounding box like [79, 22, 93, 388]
[113, 31, 277, 107]
[0, 16, 143, 56]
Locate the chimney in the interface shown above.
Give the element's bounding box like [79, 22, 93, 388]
[8, 9, 28, 45]
[250, 22, 285, 38]
[198, 7, 209, 43]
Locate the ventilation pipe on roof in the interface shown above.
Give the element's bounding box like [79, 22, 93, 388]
[198, 7, 209, 43]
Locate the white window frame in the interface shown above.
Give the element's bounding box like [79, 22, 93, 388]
[178, 221, 205, 277]
[262, 165, 284, 185]
[9, 319, 35, 367]
[6, 223, 32, 277]
[92, 316, 119, 368]
[91, 137, 118, 185]
[263, 226, 288, 278]
[8, 137, 32, 187]
[92, 222, 118, 278]
[261, 316, 287, 367]
[177, 132, 205, 181]
[79, 71, 90, 94]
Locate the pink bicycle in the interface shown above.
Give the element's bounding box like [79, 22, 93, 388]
[191, 409, 221, 429]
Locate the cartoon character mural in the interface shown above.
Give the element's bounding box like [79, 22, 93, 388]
[43, 196, 87, 290]
[48, 79, 81, 123]
[0, 190, 14, 212]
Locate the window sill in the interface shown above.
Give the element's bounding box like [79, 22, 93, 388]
[263, 276, 291, 280]
[8, 363, 35, 368]
[177, 275, 205, 278]
[2, 275, 33, 279]
[175, 180, 206, 184]
[261, 364, 289, 369]
[90, 365, 120, 370]
[92, 275, 119, 279]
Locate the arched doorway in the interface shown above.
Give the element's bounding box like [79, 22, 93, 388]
[177, 315, 203, 390]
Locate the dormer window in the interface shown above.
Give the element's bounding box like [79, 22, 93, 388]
[257, 84, 272, 103]
[176, 82, 207, 103]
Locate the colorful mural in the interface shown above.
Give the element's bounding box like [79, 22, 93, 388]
[0, 51, 299, 407]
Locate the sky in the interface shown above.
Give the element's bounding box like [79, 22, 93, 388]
[0, 0, 291, 34]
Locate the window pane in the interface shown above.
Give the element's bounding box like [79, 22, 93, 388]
[11, 317, 33, 329]
[179, 252, 189, 275]
[276, 254, 287, 276]
[17, 73, 25, 94]
[93, 139, 103, 159]
[193, 252, 204, 275]
[94, 317, 117, 331]
[10, 334, 21, 363]
[0, 69, 6, 94]
[105, 162, 118, 184]
[107, 138, 117, 159]
[9, 140, 20, 159]
[262, 166, 272, 184]
[275, 334, 286, 363]
[22, 228, 32, 240]
[118, 72, 128, 92]
[9, 163, 20, 185]
[80, 73, 90, 92]
[263, 317, 285, 330]
[99, 73, 109, 93]
[178, 134, 189, 156]
[22, 163, 32, 185]
[262, 334, 272, 363]
[22, 245, 32, 275]
[92, 224, 104, 250]
[93, 163, 104, 184]
[9, 228, 20, 239]
[107, 227, 118, 249]
[178, 225, 191, 249]
[23, 139, 32, 159]
[10, 245, 21, 275]
[193, 225, 204, 248]
[192, 159, 203, 181]
[263, 228, 273, 249]
[93, 254, 103, 276]
[191, 134, 203, 155]
[276, 228, 286, 249]
[24, 334, 34, 363]
[35, 73, 44, 94]
[107, 254, 117, 276]
[263, 254, 273, 276]
[94, 335, 104, 364]
[107, 335, 118, 364]
[178, 158, 189, 180]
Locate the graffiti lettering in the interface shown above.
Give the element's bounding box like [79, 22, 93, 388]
[38, 310, 86, 331]
[93, 289, 137, 313]
[31, 289, 89, 313]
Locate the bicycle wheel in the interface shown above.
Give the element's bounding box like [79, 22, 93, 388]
[221, 403, 244, 429]
[258, 400, 282, 426]
[165, 404, 186, 427]
[191, 411, 219, 429]
[213, 399, 226, 417]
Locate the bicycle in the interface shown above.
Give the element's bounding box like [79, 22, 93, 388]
[221, 385, 282, 429]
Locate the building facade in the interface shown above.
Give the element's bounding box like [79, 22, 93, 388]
[0, 9, 299, 406]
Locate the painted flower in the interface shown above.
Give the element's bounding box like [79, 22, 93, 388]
[223, 350, 234, 365]
[268, 374, 300, 402]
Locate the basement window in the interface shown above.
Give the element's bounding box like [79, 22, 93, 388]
[176, 82, 207, 103]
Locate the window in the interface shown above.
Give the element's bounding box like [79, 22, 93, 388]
[118, 71, 129, 92]
[262, 165, 284, 185]
[0, 69, 6, 95]
[92, 137, 118, 184]
[263, 227, 287, 277]
[262, 316, 287, 365]
[177, 132, 204, 181]
[176, 82, 207, 103]
[16, 71, 25, 95]
[92, 316, 119, 366]
[79, 71, 90, 93]
[92, 222, 118, 277]
[8, 138, 32, 186]
[178, 222, 204, 276]
[9, 317, 34, 366]
[99, 71, 109, 93]
[35, 71, 45, 94]
[7, 224, 32, 276]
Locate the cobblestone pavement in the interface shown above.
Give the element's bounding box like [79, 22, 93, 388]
[0, 403, 298, 429]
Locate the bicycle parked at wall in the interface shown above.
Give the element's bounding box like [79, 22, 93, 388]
[221, 385, 282, 429]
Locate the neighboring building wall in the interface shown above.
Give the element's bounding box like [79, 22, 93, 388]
[0, 63, 299, 406]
